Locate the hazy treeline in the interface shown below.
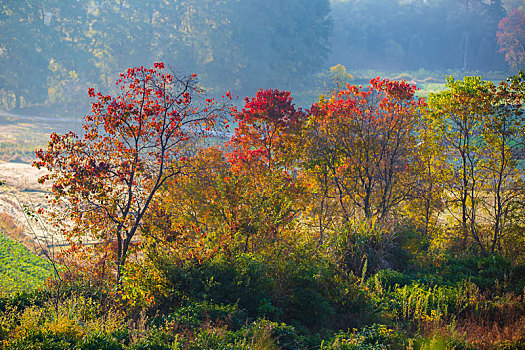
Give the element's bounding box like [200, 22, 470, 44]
[0, 0, 331, 113]
[330, 0, 515, 71]
[0, 0, 523, 114]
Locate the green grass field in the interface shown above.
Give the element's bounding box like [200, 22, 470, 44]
[0, 233, 54, 293]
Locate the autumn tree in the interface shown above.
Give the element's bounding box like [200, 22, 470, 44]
[227, 89, 305, 172]
[34, 63, 226, 284]
[480, 71, 525, 254]
[497, 9, 525, 70]
[427, 76, 493, 252]
[426, 73, 525, 254]
[144, 146, 301, 257]
[141, 147, 233, 259]
[404, 114, 449, 239]
[304, 78, 425, 223]
[224, 89, 307, 253]
[143, 90, 307, 257]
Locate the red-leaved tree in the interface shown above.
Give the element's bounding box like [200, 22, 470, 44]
[305, 78, 425, 221]
[227, 89, 305, 172]
[34, 63, 228, 284]
[224, 89, 306, 252]
[497, 9, 525, 70]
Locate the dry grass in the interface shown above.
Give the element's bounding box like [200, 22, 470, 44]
[424, 292, 525, 349]
[0, 212, 25, 241]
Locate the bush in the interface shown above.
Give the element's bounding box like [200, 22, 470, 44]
[320, 324, 399, 349]
[78, 331, 125, 350]
[243, 319, 310, 350]
[439, 255, 512, 291]
[153, 254, 276, 319]
[154, 301, 244, 331]
[367, 269, 412, 291]
[417, 335, 477, 350]
[129, 328, 181, 350]
[148, 249, 372, 331]
[8, 330, 77, 350]
[331, 219, 398, 279]
[0, 289, 49, 313]
[269, 251, 335, 329]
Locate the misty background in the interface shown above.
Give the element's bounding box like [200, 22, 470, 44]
[0, 0, 523, 117]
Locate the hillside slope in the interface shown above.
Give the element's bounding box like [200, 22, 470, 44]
[0, 233, 53, 293]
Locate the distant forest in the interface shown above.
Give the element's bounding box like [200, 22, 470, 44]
[0, 0, 524, 113]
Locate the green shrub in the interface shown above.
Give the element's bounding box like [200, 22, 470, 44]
[357, 324, 400, 346]
[508, 264, 525, 294]
[184, 327, 244, 350]
[229, 319, 311, 350]
[150, 251, 367, 331]
[154, 301, 243, 331]
[0, 289, 49, 313]
[417, 334, 477, 350]
[78, 331, 124, 350]
[8, 330, 77, 350]
[320, 324, 398, 349]
[129, 328, 181, 350]
[331, 219, 397, 279]
[367, 269, 412, 291]
[441, 255, 511, 289]
[255, 319, 307, 350]
[374, 278, 483, 327]
[155, 254, 273, 317]
[270, 253, 335, 329]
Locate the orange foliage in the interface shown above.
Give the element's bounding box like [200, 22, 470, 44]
[33, 63, 228, 284]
